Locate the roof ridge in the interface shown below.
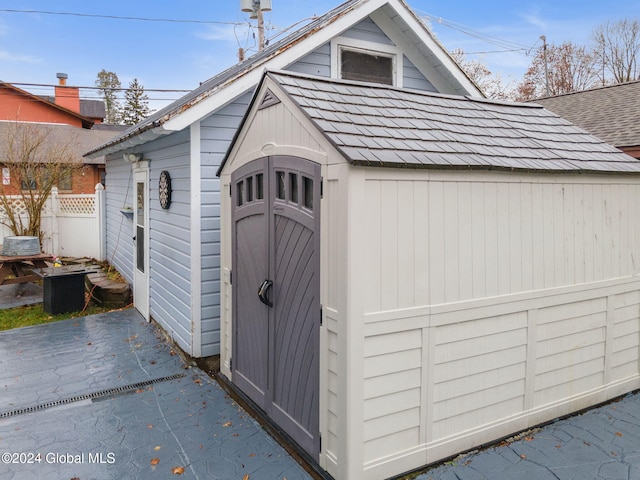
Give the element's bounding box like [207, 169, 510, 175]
[533, 79, 640, 101]
[267, 69, 542, 109]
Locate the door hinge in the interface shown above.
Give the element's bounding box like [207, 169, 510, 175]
[230, 270, 232, 285]
[229, 184, 232, 196]
[320, 305, 323, 326]
[230, 357, 233, 370]
[320, 177, 323, 198]
[319, 432, 322, 453]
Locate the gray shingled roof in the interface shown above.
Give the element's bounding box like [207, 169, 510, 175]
[265, 71, 640, 173]
[533, 81, 640, 149]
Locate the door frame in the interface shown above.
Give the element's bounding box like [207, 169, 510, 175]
[133, 162, 150, 321]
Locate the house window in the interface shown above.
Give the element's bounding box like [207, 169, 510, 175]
[20, 167, 72, 191]
[340, 49, 394, 85]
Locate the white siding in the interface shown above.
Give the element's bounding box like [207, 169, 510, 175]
[199, 94, 252, 356]
[362, 174, 640, 311]
[356, 170, 640, 478]
[105, 155, 135, 284]
[146, 131, 193, 353]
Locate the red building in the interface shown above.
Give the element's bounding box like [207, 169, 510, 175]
[0, 74, 123, 194]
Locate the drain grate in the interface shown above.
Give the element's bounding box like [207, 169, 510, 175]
[0, 373, 186, 419]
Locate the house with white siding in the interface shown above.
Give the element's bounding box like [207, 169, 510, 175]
[86, 0, 481, 359]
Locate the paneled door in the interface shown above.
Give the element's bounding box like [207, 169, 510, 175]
[231, 156, 321, 460]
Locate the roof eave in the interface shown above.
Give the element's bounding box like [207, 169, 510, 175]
[84, 125, 168, 158]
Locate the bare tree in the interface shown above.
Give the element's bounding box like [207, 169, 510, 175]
[593, 19, 640, 83]
[0, 123, 80, 243]
[450, 49, 514, 100]
[516, 41, 601, 100]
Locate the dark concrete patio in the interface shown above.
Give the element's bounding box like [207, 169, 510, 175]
[0, 308, 312, 480]
[2, 307, 640, 480]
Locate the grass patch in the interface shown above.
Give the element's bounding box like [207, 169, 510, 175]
[0, 302, 119, 331]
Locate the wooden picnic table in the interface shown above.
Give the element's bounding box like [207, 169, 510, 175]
[0, 253, 52, 285]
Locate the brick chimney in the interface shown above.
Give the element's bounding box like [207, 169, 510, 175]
[54, 73, 80, 114]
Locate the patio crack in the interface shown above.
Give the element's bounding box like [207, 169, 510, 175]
[0, 373, 186, 419]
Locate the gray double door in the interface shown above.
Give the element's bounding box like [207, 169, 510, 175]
[231, 156, 321, 460]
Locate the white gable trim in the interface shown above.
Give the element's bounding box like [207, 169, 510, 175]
[369, 7, 482, 96]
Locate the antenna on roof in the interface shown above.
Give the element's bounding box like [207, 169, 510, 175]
[240, 0, 272, 51]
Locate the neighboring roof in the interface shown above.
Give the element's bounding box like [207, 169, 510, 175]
[0, 82, 95, 129]
[230, 70, 640, 174]
[0, 122, 124, 166]
[533, 81, 640, 149]
[41, 97, 106, 121]
[86, 0, 481, 158]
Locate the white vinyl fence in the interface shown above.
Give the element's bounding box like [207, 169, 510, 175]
[0, 184, 106, 260]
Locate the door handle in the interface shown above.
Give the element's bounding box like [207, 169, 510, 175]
[258, 279, 273, 307]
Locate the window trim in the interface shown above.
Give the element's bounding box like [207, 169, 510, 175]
[331, 37, 403, 88]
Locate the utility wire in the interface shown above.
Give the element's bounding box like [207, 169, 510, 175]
[0, 9, 243, 26]
[415, 9, 536, 54]
[7, 82, 191, 93]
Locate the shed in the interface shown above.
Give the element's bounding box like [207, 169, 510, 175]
[218, 70, 640, 480]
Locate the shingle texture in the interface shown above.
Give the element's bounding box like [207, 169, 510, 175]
[268, 71, 640, 173]
[533, 81, 640, 149]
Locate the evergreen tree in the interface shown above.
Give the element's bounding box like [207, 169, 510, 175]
[95, 70, 122, 124]
[121, 78, 152, 126]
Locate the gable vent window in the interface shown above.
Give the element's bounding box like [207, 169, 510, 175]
[340, 49, 394, 85]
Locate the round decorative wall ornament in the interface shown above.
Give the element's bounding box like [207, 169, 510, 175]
[159, 170, 172, 209]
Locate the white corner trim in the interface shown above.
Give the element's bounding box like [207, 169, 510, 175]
[190, 123, 203, 357]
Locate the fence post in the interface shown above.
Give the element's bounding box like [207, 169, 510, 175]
[96, 183, 106, 261]
[48, 186, 60, 256]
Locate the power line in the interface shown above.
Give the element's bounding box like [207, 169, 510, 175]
[415, 9, 536, 54]
[7, 82, 191, 93]
[0, 8, 244, 26]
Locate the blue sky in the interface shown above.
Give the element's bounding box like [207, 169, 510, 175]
[1, 0, 639, 109]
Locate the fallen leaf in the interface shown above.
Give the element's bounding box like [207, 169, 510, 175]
[150, 458, 160, 466]
[524, 436, 534, 442]
[222, 421, 232, 427]
[172, 466, 185, 475]
[520, 454, 527, 459]
[148, 424, 154, 429]
[249, 453, 256, 458]
[87, 342, 93, 346]
[154, 446, 162, 451]
[615, 432, 623, 437]
[243, 475, 250, 480]
[194, 378, 202, 384]
[170, 350, 177, 356]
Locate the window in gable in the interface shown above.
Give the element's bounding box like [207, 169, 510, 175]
[340, 48, 394, 85]
[331, 37, 403, 87]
